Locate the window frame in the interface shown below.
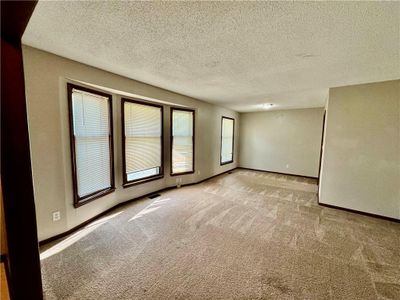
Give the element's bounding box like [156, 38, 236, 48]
[67, 83, 115, 208]
[170, 107, 195, 176]
[121, 98, 164, 188]
[220, 116, 235, 165]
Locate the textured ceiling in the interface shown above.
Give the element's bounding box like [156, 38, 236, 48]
[23, 1, 399, 112]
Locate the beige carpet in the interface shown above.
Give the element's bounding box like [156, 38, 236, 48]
[40, 169, 400, 299]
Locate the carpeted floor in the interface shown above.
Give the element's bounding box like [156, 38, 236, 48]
[40, 169, 400, 300]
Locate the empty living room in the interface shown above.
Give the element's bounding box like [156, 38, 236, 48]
[1, 1, 399, 300]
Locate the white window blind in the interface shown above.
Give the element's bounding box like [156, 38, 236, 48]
[221, 117, 234, 164]
[71, 88, 112, 199]
[172, 109, 194, 174]
[124, 101, 162, 183]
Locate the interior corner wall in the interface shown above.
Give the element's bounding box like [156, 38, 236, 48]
[239, 108, 325, 177]
[22, 46, 239, 241]
[319, 80, 400, 219]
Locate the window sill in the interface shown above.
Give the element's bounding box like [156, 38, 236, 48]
[220, 160, 234, 166]
[74, 187, 116, 208]
[170, 171, 195, 176]
[123, 174, 164, 188]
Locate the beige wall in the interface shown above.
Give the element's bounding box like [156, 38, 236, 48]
[22, 46, 239, 241]
[319, 80, 400, 219]
[239, 108, 324, 177]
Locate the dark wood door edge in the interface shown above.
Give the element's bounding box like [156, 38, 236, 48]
[2, 1, 43, 299]
[318, 111, 326, 185]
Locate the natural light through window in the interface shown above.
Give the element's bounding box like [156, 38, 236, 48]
[171, 108, 194, 174]
[68, 84, 114, 206]
[123, 100, 163, 185]
[221, 117, 234, 164]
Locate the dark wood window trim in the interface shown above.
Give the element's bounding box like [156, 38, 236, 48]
[170, 107, 195, 176]
[121, 98, 164, 188]
[67, 83, 115, 208]
[220, 116, 235, 166]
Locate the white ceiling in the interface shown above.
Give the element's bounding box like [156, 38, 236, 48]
[23, 1, 399, 112]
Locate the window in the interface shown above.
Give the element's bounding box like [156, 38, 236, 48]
[171, 108, 195, 175]
[122, 99, 163, 186]
[67, 84, 115, 207]
[220, 117, 234, 165]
